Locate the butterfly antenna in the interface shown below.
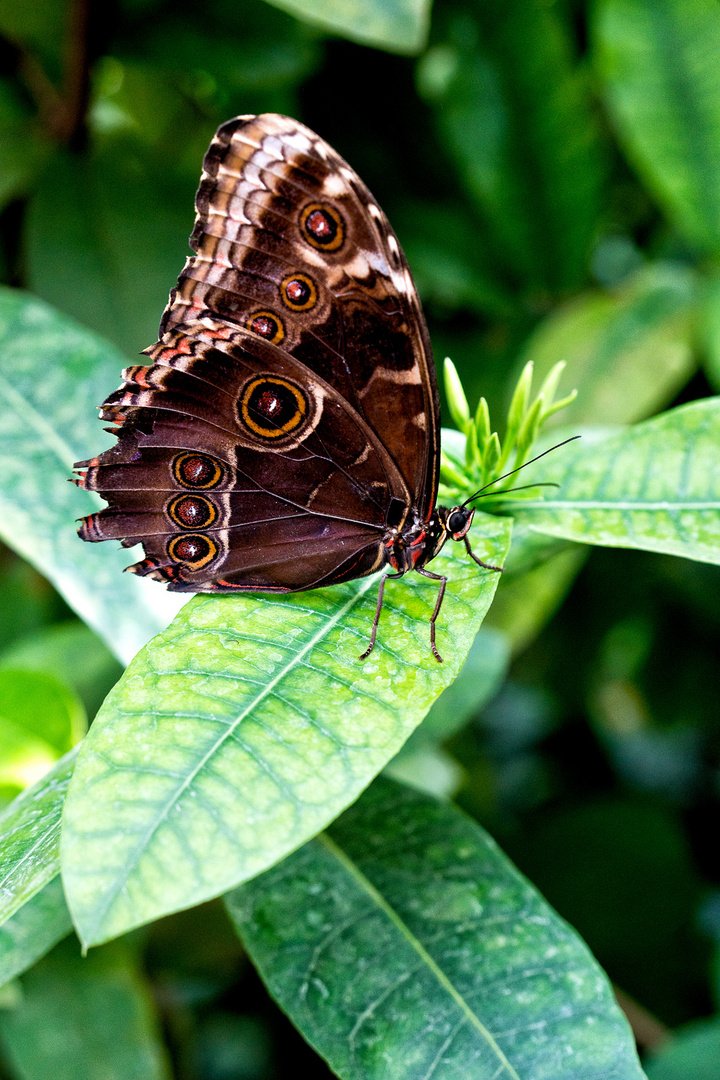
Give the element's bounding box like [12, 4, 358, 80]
[461, 436, 580, 508]
[471, 481, 560, 499]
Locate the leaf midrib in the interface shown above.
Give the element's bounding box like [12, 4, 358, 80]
[505, 499, 720, 510]
[73, 576, 381, 943]
[318, 832, 520, 1079]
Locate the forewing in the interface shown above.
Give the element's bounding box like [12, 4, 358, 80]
[159, 113, 439, 518]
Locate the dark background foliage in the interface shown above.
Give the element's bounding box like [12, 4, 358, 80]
[1, 0, 720, 1075]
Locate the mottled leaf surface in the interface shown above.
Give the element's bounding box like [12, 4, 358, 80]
[0, 877, 71, 987]
[506, 400, 720, 563]
[227, 777, 645, 1080]
[261, 0, 431, 53]
[0, 751, 74, 927]
[61, 517, 511, 947]
[398, 625, 509, 749]
[0, 288, 185, 663]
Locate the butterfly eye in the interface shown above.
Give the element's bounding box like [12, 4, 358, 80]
[172, 453, 223, 489]
[280, 273, 317, 311]
[247, 311, 285, 345]
[167, 534, 218, 570]
[447, 509, 470, 536]
[300, 203, 344, 251]
[168, 494, 218, 530]
[239, 376, 308, 439]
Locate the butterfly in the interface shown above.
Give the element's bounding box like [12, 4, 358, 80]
[74, 113, 504, 662]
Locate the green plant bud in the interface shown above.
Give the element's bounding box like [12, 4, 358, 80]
[443, 357, 471, 432]
[475, 396, 491, 446]
[515, 396, 544, 467]
[537, 361, 567, 411]
[482, 432, 501, 483]
[500, 361, 534, 470]
[541, 388, 578, 422]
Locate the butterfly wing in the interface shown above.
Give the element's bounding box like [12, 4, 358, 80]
[77, 322, 405, 591]
[76, 114, 439, 592]
[160, 114, 439, 518]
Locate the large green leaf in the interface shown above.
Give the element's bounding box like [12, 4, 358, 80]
[0, 938, 170, 1080]
[518, 263, 698, 427]
[0, 288, 185, 663]
[261, 0, 431, 53]
[421, 0, 606, 291]
[227, 777, 645, 1080]
[0, 751, 74, 926]
[506, 400, 720, 564]
[594, 0, 720, 253]
[61, 515, 511, 947]
[0, 878, 71, 988]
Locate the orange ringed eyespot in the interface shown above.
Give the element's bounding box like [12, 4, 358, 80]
[300, 203, 344, 251]
[168, 494, 218, 530]
[172, 452, 223, 489]
[247, 310, 285, 345]
[239, 376, 308, 439]
[167, 533, 218, 570]
[280, 273, 317, 311]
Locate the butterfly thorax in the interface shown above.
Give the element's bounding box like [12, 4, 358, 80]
[385, 506, 475, 575]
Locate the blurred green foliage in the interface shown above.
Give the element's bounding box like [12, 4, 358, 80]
[1, 0, 720, 1076]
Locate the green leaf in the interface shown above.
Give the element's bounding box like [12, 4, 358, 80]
[699, 272, 720, 393]
[487, 545, 588, 656]
[518, 263, 698, 428]
[0, 878, 71, 988]
[0, 287, 185, 663]
[0, 938, 171, 1080]
[0, 622, 123, 721]
[0, 750, 75, 927]
[506, 399, 720, 564]
[422, 0, 606, 290]
[226, 777, 645, 1080]
[0, 669, 85, 790]
[61, 515, 511, 947]
[644, 1019, 720, 1079]
[261, 0, 431, 54]
[386, 627, 510, 797]
[404, 626, 510, 747]
[594, 0, 720, 253]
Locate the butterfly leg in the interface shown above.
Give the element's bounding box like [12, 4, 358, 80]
[464, 534, 504, 573]
[416, 567, 447, 663]
[359, 572, 403, 661]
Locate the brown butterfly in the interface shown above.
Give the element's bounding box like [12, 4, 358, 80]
[74, 114, 503, 662]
